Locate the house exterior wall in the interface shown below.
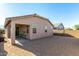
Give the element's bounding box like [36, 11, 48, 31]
[5, 22, 11, 38]
[5, 21, 15, 44]
[11, 16, 53, 40]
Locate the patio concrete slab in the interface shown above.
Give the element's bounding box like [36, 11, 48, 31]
[14, 36, 79, 56]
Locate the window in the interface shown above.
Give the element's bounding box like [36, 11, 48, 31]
[45, 26, 47, 32]
[33, 28, 36, 33]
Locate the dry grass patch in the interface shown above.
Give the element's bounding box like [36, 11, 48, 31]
[65, 30, 79, 38]
[53, 30, 79, 39]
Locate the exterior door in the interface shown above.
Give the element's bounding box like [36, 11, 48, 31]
[16, 27, 19, 37]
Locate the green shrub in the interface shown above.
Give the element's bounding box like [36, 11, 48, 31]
[74, 24, 79, 30]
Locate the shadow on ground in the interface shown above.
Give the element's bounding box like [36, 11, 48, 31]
[53, 33, 74, 37]
[0, 41, 7, 56]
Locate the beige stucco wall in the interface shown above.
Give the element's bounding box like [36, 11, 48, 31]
[5, 21, 15, 44]
[11, 16, 53, 40]
[5, 22, 11, 38]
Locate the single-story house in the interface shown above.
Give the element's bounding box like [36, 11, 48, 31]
[54, 23, 64, 30]
[4, 14, 53, 44]
[53, 23, 65, 33]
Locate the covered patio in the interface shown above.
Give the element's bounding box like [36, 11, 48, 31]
[15, 24, 30, 39]
[6, 23, 30, 44]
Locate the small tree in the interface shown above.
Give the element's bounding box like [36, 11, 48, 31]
[0, 28, 5, 34]
[74, 24, 79, 30]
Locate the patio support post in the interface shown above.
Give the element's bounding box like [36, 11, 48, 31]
[10, 22, 15, 45]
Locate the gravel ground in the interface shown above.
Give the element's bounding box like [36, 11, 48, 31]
[2, 35, 79, 56]
[0, 42, 7, 56]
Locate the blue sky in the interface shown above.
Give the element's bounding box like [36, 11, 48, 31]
[0, 3, 79, 28]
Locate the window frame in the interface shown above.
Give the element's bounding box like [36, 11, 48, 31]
[32, 28, 36, 33]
